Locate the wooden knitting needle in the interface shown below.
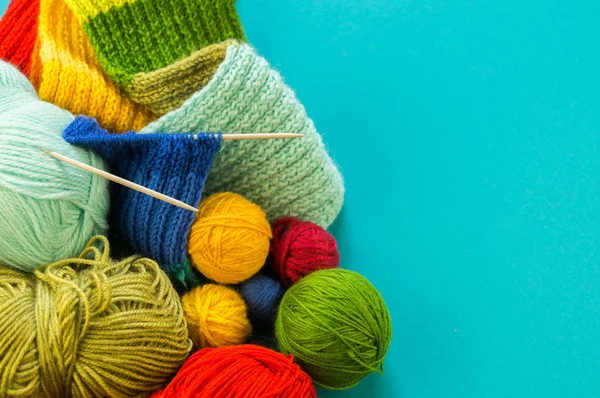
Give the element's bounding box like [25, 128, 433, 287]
[39, 134, 302, 213]
[41, 149, 199, 213]
[191, 133, 304, 141]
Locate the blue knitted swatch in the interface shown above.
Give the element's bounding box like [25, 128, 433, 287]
[63, 116, 221, 268]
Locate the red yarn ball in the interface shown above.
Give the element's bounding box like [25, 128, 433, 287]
[150, 345, 316, 398]
[270, 217, 340, 286]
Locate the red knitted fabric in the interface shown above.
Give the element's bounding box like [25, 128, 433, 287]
[0, 0, 39, 75]
[151, 345, 316, 398]
[270, 217, 340, 286]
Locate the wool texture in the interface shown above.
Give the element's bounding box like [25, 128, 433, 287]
[0, 61, 109, 272]
[142, 44, 345, 227]
[0, 236, 192, 397]
[29, 0, 156, 132]
[188, 192, 272, 284]
[63, 115, 221, 269]
[165, 256, 210, 294]
[270, 217, 340, 286]
[0, 0, 39, 75]
[151, 345, 317, 398]
[63, 0, 245, 114]
[275, 269, 392, 390]
[240, 274, 284, 325]
[182, 284, 251, 349]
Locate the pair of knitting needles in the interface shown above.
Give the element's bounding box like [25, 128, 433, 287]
[42, 132, 304, 213]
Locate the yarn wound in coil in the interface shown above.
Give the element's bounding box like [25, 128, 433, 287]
[0, 61, 109, 272]
[240, 274, 284, 325]
[142, 43, 344, 227]
[63, 0, 245, 114]
[0, 0, 38, 75]
[275, 269, 392, 390]
[182, 284, 251, 349]
[29, 0, 156, 132]
[0, 235, 192, 397]
[188, 192, 272, 284]
[151, 345, 317, 398]
[270, 217, 340, 286]
[63, 116, 221, 270]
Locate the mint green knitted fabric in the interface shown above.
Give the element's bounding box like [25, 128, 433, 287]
[142, 44, 344, 227]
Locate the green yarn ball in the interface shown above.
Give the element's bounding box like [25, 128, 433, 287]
[0, 61, 109, 272]
[275, 269, 392, 390]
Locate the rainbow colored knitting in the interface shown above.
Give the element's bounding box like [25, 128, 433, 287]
[63, 116, 221, 269]
[63, 0, 245, 114]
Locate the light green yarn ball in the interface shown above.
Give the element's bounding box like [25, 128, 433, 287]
[275, 269, 392, 390]
[0, 61, 109, 272]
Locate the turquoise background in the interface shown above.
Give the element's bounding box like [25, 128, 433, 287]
[2, 0, 599, 397]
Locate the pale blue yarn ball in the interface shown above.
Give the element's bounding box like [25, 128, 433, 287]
[0, 61, 109, 272]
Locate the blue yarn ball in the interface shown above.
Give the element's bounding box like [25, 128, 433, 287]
[240, 274, 284, 324]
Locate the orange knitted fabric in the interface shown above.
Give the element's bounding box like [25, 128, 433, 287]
[30, 0, 155, 132]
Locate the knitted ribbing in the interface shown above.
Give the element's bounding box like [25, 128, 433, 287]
[63, 0, 245, 114]
[63, 116, 222, 268]
[142, 44, 345, 228]
[126, 41, 232, 115]
[29, 0, 156, 132]
[0, 0, 38, 75]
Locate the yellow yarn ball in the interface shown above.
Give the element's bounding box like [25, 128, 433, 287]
[188, 192, 272, 284]
[182, 284, 252, 349]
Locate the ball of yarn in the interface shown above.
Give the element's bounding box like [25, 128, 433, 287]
[275, 269, 392, 390]
[0, 235, 191, 397]
[270, 217, 340, 286]
[240, 274, 284, 324]
[150, 345, 316, 398]
[182, 284, 251, 348]
[188, 192, 272, 284]
[0, 61, 109, 272]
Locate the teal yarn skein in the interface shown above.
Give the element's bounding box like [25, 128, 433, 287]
[275, 269, 392, 390]
[0, 61, 109, 272]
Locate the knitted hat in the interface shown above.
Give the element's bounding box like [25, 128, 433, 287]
[63, 0, 245, 114]
[0, 0, 39, 75]
[28, 0, 156, 132]
[142, 44, 345, 228]
[63, 116, 222, 269]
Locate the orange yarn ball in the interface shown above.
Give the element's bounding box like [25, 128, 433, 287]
[182, 284, 251, 349]
[187, 192, 272, 284]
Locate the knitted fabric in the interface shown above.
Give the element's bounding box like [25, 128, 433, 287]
[63, 116, 221, 268]
[142, 44, 345, 228]
[63, 0, 245, 114]
[29, 0, 156, 132]
[0, 0, 39, 75]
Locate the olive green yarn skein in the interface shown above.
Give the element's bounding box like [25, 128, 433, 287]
[275, 269, 392, 390]
[0, 236, 192, 398]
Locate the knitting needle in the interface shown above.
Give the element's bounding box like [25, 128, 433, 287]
[194, 133, 304, 141]
[41, 149, 199, 213]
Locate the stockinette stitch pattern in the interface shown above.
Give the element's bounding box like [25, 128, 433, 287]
[63, 0, 245, 114]
[0, 0, 39, 75]
[142, 44, 345, 228]
[63, 116, 221, 269]
[29, 0, 156, 132]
